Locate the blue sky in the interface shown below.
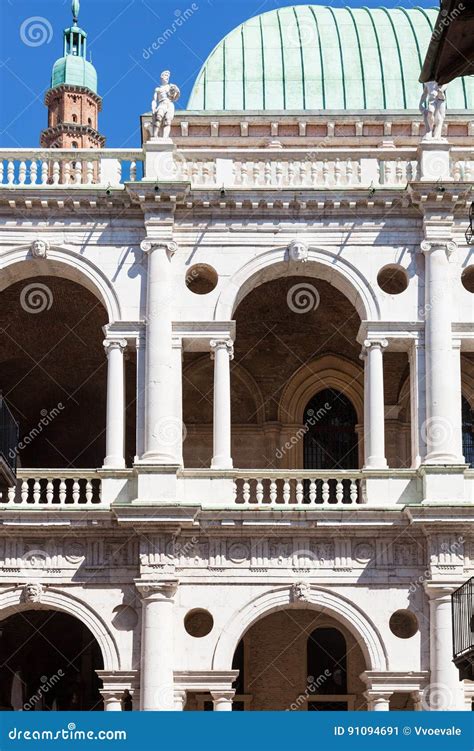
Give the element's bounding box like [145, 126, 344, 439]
[0, 0, 438, 147]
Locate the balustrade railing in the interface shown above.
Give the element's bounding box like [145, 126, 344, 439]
[2, 145, 466, 190]
[232, 471, 363, 506]
[3, 470, 102, 506]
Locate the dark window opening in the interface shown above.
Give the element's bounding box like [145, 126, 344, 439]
[463, 396, 474, 467]
[307, 627, 348, 695]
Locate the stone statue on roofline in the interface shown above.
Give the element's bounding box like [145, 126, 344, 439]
[150, 70, 181, 140]
[419, 80, 447, 141]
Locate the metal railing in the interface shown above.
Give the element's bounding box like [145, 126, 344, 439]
[0, 396, 19, 476]
[452, 577, 474, 681]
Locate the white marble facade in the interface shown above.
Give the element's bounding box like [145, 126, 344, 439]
[0, 108, 473, 711]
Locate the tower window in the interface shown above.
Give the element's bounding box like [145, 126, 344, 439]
[88, 118, 92, 126]
[72, 114, 78, 123]
[72, 142, 79, 149]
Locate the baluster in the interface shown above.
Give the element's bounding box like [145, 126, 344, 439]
[241, 162, 249, 186]
[296, 479, 304, 504]
[64, 162, 71, 185]
[41, 160, 48, 185]
[30, 159, 38, 185]
[308, 479, 316, 504]
[0, 161, 4, 185]
[395, 159, 404, 184]
[74, 161, 82, 184]
[130, 160, 137, 181]
[72, 479, 80, 503]
[465, 162, 472, 181]
[59, 478, 66, 503]
[232, 480, 237, 504]
[357, 161, 362, 184]
[453, 161, 462, 181]
[322, 479, 330, 503]
[52, 161, 60, 185]
[276, 162, 283, 187]
[350, 479, 358, 504]
[202, 162, 211, 185]
[252, 162, 260, 186]
[33, 479, 41, 504]
[336, 479, 344, 504]
[270, 479, 277, 504]
[7, 160, 15, 185]
[85, 480, 93, 504]
[256, 479, 264, 504]
[97, 480, 102, 504]
[322, 160, 329, 185]
[242, 479, 250, 504]
[264, 161, 272, 186]
[310, 161, 318, 187]
[117, 161, 123, 185]
[86, 161, 94, 184]
[346, 160, 353, 185]
[46, 480, 54, 504]
[288, 161, 295, 186]
[8, 485, 16, 503]
[191, 162, 199, 186]
[334, 158, 341, 185]
[19, 161, 27, 185]
[283, 479, 291, 504]
[385, 161, 393, 185]
[21, 480, 29, 504]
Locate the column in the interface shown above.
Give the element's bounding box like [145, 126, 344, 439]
[421, 241, 460, 463]
[140, 238, 180, 464]
[135, 579, 178, 710]
[425, 584, 464, 710]
[452, 339, 464, 462]
[211, 689, 235, 711]
[364, 691, 392, 710]
[96, 671, 138, 711]
[210, 339, 233, 470]
[103, 339, 127, 468]
[409, 338, 427, 467]
[100, 691, 123, 711]
[174, 689, 187, 710]
[362, 339, 388, 469]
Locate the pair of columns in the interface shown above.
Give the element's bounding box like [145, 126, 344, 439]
[139, 239, 233, 469]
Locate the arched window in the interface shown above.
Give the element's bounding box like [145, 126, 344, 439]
[72, 114, 78, 123]
[307, 627, 347, 695]
[303, 389, 358, 470]
[462, 396, 474, 467]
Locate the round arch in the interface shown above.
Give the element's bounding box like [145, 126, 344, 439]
[0, 587, 121, 671]
[212, 586, 388, 672]
[0, 245, 121, 323]
[278, 354, 364, 425]
[214, 247, 380, 322]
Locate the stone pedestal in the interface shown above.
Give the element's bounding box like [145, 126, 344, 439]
[418, 140, 452, 182]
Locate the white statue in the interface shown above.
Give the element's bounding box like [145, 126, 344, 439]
[30, 239, 49, 258]
[151, 71, 181, 140]
[22, 582, 43, 603]
[419, 81, 447, 141]
[288, 239, 309, 264]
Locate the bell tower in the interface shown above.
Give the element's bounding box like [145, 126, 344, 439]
[41, 0, 105, 148]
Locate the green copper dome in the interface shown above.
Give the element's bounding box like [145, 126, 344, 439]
[188, 5, 473, 111]
[50, 0, 98, 94]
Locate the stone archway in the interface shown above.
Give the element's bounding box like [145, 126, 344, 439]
[212, 586, 388, 676]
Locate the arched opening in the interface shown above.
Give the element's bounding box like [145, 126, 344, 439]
[0, 276, 136, 469]
[0, 610, 104, 710]
[229, 609, 367, 710]
[462, 396, 474, 467]
[303, 389, 358, 470]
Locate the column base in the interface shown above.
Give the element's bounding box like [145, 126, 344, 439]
[211, 456, 233, 470]
[140, 451, 180, 465]
[103, 457, 126, 470]
[364, 457, 388, 470]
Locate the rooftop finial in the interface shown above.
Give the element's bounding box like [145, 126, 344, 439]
[72, 0, 80, 25]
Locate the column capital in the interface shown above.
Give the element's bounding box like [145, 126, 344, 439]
[421, 239, 457, 258]
[210, 339, 234, 360]
[363, 338, 388, 351]
[140, 238, 178, 257]
[423, 581, 461, 600]
[103, 338, 127, 356]
[135, 577, 179, 601]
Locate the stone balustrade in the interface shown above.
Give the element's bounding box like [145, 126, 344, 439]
[3, 470, 103, 506]
[0, 145, 471, 191]
[232, 471, 363, 506]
